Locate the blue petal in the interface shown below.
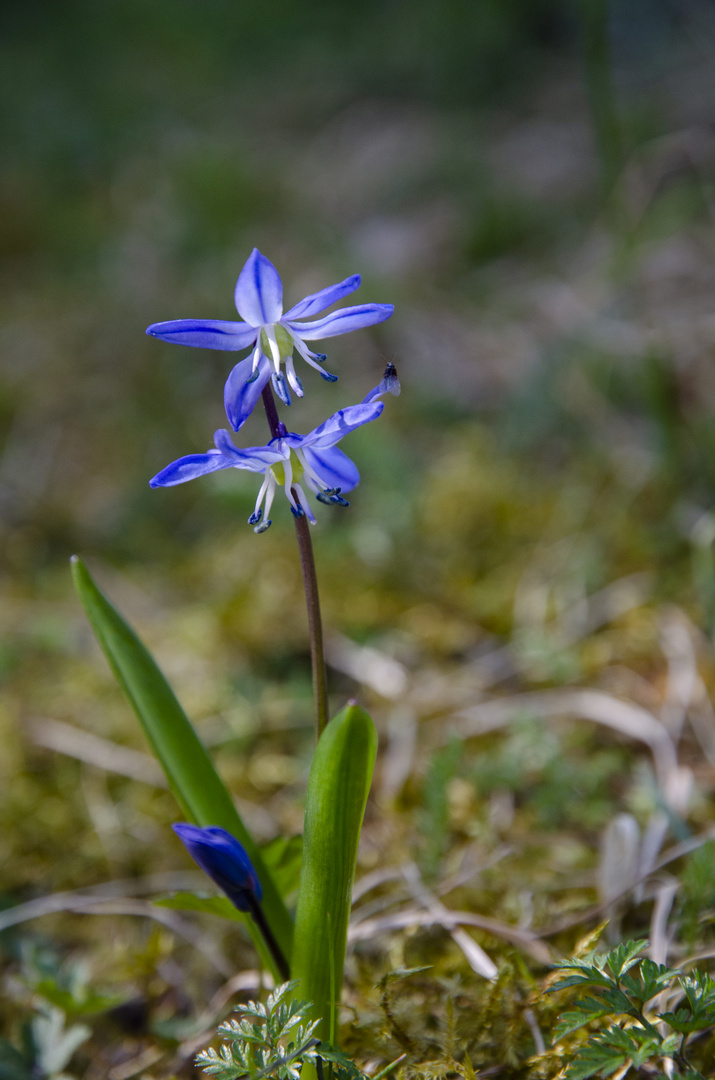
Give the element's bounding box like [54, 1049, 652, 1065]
[214, 428, 285, 470]
[224, 354, 272, 432]
[172, 823, 262, 909]
[304, 445, 360, 494]
[287, 303, 394, 341]
[146, 319, 257, 351]
[296, 401, 384, 450]
[149, 450, 233, 488]
[283, 274, 361, 321]
[234, 248, 283, 325]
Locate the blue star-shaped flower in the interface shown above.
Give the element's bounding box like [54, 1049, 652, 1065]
[146, 248, 394, 429]
[150, 400, 385, 532]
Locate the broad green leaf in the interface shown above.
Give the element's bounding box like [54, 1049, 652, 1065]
[261, 835, 303, 900]
[153, 892, 243, 921]
[71, 557, 293, 974]
[291, 703, 377, 1044]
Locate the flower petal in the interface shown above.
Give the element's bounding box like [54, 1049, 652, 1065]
[214, 428, 285, 470]
[172, 823, 263, 909]
[234, 248, 283, 325]
[283, 274, 361, 321]
[296, 401, 384, 450]
[303, 445, 360, 494]
[149, 450, 233, 488]
[287, 303, 394, 341]
[146, 319, 257, 351]
[224, 354, 272, 432]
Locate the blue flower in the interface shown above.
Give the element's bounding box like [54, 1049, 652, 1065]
[172, 823, 262, 912]
[150, 400, 385, 533]
[146, 248, 394, 429]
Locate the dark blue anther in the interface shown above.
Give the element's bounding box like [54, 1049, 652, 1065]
[254, 519, 272, 534]
[290, 504, 304, 518]
[315, 353, 327, 363]
[245, 368, 260, 385]
[248, 509, 262, 525]
[320, 371, 339, 383]
[315, 491, 333, 505]
[330, 494, 350, 506]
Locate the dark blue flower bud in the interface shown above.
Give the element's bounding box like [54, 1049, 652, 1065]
[172, 823, 263, 912]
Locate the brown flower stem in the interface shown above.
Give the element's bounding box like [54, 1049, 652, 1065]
[261, 382, 329, 741]
[261, 382, 282, 439]
[292, 508, 329, 740]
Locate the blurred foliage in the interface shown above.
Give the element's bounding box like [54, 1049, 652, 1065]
[4, 0, 715, 1077]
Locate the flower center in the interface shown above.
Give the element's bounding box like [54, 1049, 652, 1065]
[270, 450, 303, 488]
[259, 324, 294, 364]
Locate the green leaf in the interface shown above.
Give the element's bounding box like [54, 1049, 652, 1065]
[261, 835, 303, 900]
[32, 978, 123, 1017]
[551, 970, 614, 992]
[317, 1045, 368, 1080]
[290, 702, 378, 1044]
[565, 1046, 629, 1080]
[638, 959, 678, 1006]
[606, 940, 648, 980]
[71, 556, 293, 975]
[154, 891, 243, 921]
[599, 987, 639, 1015]
[553, 999, 612, 1040]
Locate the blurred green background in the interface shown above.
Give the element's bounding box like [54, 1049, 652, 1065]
[4, 0, 715, 1073]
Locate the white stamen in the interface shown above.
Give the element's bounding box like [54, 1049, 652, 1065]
[251, 342, 262, 374]
[263, 473, 277, 521]
[252, 473, 270, 519]
[264, 325, 283, 374]
[282, 456, 299, 511]
[285, 356, 304, 397]
[294, 483, 316, 525]
[287, 331, 328, 374]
